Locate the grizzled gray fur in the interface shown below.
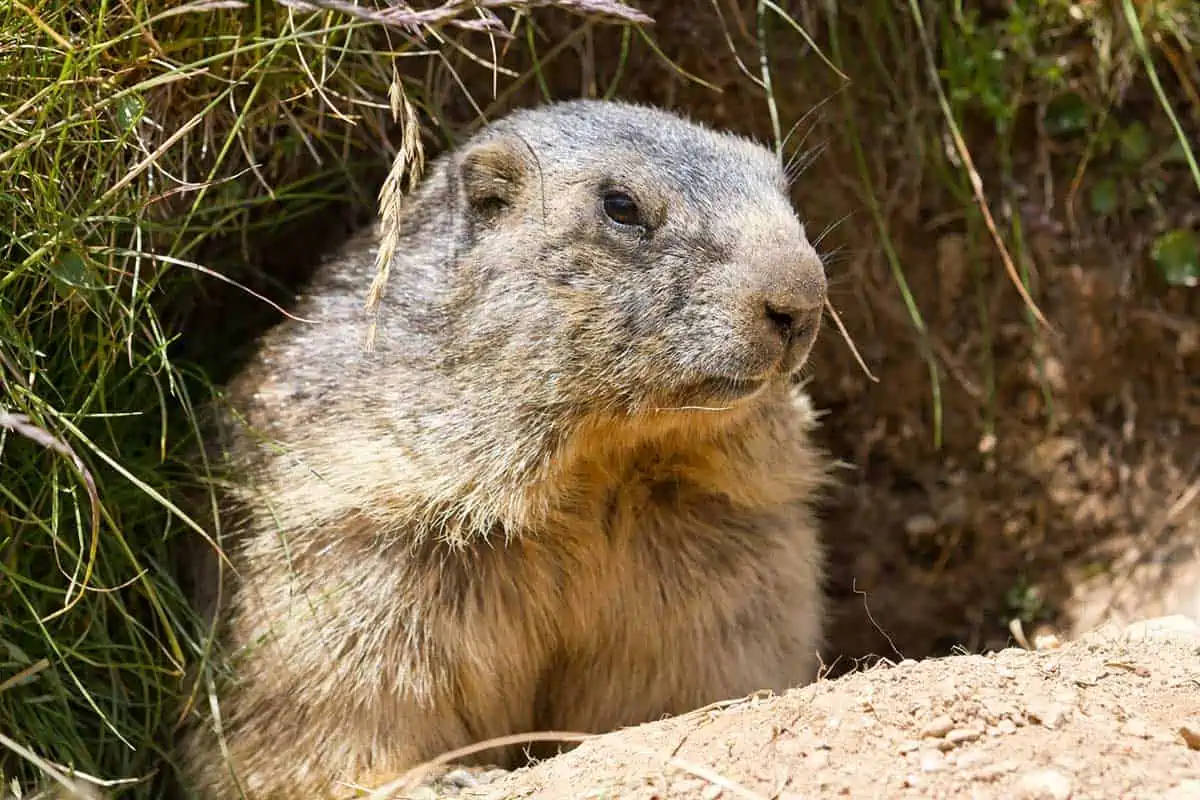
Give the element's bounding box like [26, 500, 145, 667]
[177, 99, 831, 799]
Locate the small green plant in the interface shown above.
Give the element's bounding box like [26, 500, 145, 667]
[1004, 577, 1047, 626]
[1152, 229, 1200, 287]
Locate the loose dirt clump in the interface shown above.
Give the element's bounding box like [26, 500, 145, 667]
[418, 616, 1200, 800]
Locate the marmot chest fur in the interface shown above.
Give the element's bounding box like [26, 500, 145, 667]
[179, 98, 831, 799]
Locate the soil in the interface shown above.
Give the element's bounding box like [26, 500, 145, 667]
[393, 616, 1200, 800]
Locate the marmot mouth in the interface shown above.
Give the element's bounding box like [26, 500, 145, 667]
[677, 374, 768, 406]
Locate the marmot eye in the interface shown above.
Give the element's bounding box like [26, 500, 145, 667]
[602, 191, 642, 228]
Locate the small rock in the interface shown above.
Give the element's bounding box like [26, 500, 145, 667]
[947, 728, 982, 745]
[937, 676, 963, 700]
[905, 513, 938, 536]
[1180, 329, 1200, 358]
[902, 774, 921, 788]
[1180, 331, 1200, 357]
[1123, 615, 1200, 645]
[701, 784, 723, 800]
[1180, 720, 1200, 750]
[920, 751, 946, 773]
[983, 698, 1018, 721]
[441, 769, 479, 788]
[1121, 718, 1151, 739]
[1164, 780, 1200, 799]
[1026, 702, 1069, 729]
[1032, 625, 1063, 650]
[897, 740, 921, 754]
[921, 714, 955, 738]
[1014, 768, 1073, 800]
[975, 761, 1019, 782]
[939, 496, 970, 526]
[897, 658, 919, 669]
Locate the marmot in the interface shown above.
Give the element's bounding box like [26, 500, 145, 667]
[178, 99, 830, 799]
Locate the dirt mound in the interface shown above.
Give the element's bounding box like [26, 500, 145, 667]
[416, 617, 1200, 800]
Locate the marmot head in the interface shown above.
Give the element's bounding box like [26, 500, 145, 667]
[393, 99, 827, 424]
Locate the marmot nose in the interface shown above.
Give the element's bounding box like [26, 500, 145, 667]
[740, 230, 828, 355]
[762, 295, 822, 345]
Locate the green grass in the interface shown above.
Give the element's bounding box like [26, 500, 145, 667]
[819, 0, 1199, 442]
[0, 2, 646, 796]
[1, 0, 1198, 797]
[0, 3, 399, 793]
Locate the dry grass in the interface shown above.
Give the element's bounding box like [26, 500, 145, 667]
[0, 2, 643, 796]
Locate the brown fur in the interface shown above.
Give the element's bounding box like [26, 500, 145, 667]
[176, 99, 830, 799]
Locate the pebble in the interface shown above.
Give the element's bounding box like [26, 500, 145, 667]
[1181, 720, 1200, 750]
[939, 495, 969, 526]
[701, 784, 724, 800]
[1014, 768, 1073, 800]
[441, 769, 480, 788]
[1032, 626, 1063, 650]
[920, 751, 946, 773]
[904, 513, 938, 536]
[1124, 615, 1200, 645]
[975, 760, 1019, 781]
[1121, 718, 1151, 739]
[983, 697, 1019, 722]
[946, 728, 982, 745]
[921, 714, 955, 738]
[1026, 702, 1069, 729]
[1164, 780, 1200, 799]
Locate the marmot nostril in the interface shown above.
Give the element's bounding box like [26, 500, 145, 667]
[765, 295, 824, 341]
[764, 301, 797, 340]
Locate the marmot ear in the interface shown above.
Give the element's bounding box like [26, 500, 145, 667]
[458, 135, 528, 216]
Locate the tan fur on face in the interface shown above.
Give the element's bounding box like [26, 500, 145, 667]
[176, 100, 830, 799]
